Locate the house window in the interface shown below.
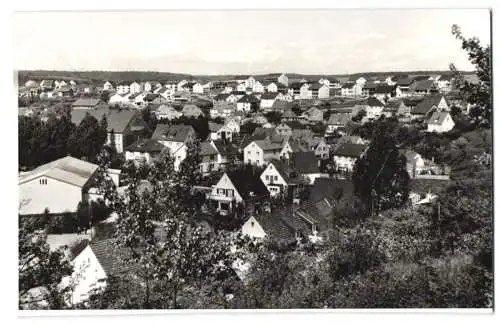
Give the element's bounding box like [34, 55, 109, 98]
[39, 178, 47, 185]
[266, 175, 270, 181]
[210, 155, 216, 161]
[251, 221, 255, 227]
[274, 175, 278, 181]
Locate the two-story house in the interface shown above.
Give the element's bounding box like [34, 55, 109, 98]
[259, 92, 282, 111]
[199, 141, 223, 175]
[426, 111, 455, 133]
[209, 170, 269, 215]
[325, 113, 351, 136]
[244, 139, 283, 167]
[208, 122, 233, 142]
[364, 97, 385, 121]
[260, 159, 302, 198]
[332, 143, 369, 173]
[237, 94, 260, 112]
[124, 138, 167, 165]
[151, 124, 196, 171]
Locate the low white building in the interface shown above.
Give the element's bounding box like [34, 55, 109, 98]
[109, 93, 131, 105]
[18, 156, 119, 216]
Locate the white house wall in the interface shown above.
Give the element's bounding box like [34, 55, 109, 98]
[68, 246, 107, 306]
[241, 216, 267, 239]
[19, 177, 83, 215]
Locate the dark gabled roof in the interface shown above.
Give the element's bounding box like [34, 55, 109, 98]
[295, 199, 332, 231]
[252, 127, 276, 138]
[145, 93, 160, 101]
[71, 107, 141, 133]
[200, 142, 219, 156]
[362, 82, 379, 90]
[90, 239, 135, 276]
[309, 177, 354, 203]
[214, 93, 230, 101]
[72, 98, 102, 107]
[253, 139, 283, 151]
[125, 138, 165, 153]
[333, 143, 368, 158]
[366, 97, 385, 107]
[227, 170, 269, 201]
[260, 92, 280, 100]
[208, 122, 224, 132]
[374, 84, 396, 94]
[427, 111, 452, 125]
[231, 91, 247, 96]
[397, 78, 414, 87]
[285, 120, 307, 130]
[237, 94, 260, 103]
[341, 82, 355, 89]
[252, 213, 299, 244]
[384, 99, 403, 109]
[267, 159, 299, 184]
[211, 139, 235, 157]
[412, 95, 445, 115]
[290, 152, 319, 174]
[402, 97, 425, 107]
[151, 124, 195, 142]
[414, 80, 436, 91]
[288, 82, 306, 90]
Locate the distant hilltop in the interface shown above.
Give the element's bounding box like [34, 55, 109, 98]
[16, 69, 476, 85]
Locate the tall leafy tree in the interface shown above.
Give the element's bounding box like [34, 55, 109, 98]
[352, 121, 410, 214]
[450, 24, 491, 126]
[19, 220, 73, 309]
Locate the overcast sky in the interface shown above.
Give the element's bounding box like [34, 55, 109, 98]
[12, 9, 491, 75]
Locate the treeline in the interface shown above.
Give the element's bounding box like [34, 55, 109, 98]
[18, 113, 108, 169]
[17, 70, 193, 85]
[17, 69, 477, 86]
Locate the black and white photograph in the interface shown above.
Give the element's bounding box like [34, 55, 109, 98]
[13, 5, 493, 313]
